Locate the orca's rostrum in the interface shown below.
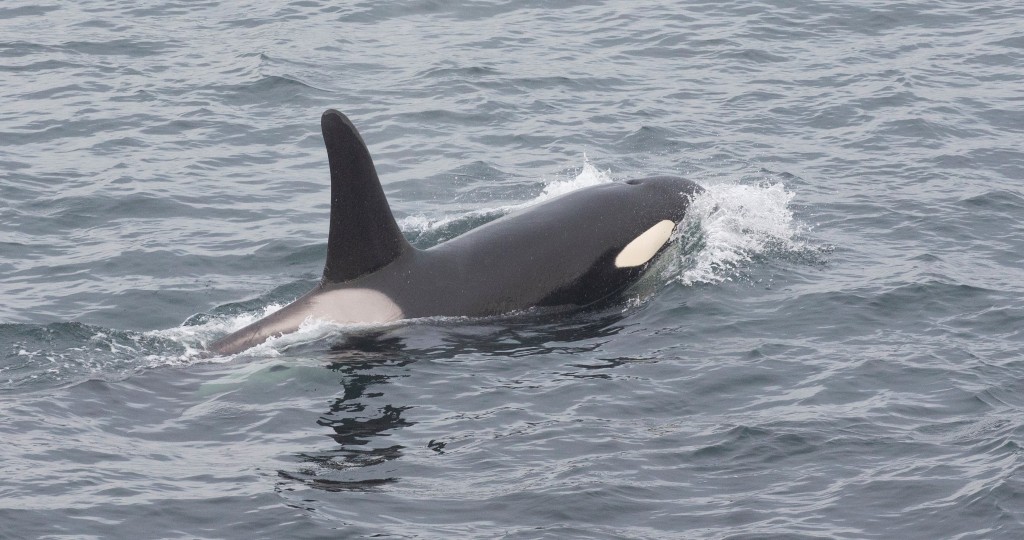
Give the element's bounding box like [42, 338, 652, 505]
[209, 110, 702, 355]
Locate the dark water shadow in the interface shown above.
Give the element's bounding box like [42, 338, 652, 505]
[424, 305, 633, 359]
[277, 334, 413, 492]
[277, 308, 631, 493]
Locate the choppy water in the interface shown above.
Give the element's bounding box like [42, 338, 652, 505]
[2, 1, 1023, 538]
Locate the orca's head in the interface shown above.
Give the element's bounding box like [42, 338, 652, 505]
[536, 175, 702, 307]
[609, 175, 703, 268]
[623, 175, 703, 223]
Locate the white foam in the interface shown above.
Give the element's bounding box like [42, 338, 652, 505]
[228, 313, 437, 357]
[533, 156, 613, 202]
[143, 303, 287, 361]
[397, 212, 465, 234]
[156, 307, 416, 360]
[676, 180, 800, 285]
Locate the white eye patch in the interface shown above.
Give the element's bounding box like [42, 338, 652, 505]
[614, 220, 676, 268]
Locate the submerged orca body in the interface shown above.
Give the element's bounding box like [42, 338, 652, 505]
[209, 110, 702, 355]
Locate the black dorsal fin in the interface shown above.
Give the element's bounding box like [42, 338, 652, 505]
[320, 109, 411, 283]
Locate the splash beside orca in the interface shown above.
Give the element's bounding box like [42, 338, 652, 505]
[209, 110, 702, 355]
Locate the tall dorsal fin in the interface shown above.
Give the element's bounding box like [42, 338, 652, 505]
[320, 109, 411, 283]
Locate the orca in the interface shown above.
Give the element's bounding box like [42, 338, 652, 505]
[209, 110, 702, 355]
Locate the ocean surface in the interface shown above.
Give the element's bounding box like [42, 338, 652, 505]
[2, 1, 1023, 538]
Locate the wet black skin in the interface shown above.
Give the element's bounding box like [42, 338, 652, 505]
[348, 175, 702, 318]
[209, 110, 702, 355]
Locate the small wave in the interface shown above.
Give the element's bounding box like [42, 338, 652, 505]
[0, 322, 208, 392]
[1, 303, 392, 391]
[171, 306, 358, 358]
[533, 157, 613, 201]
[2, 302, 322, 391]
[398, 157, 612, 240]
[146, 303, 287, 357]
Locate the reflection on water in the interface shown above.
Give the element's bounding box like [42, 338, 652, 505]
[277, 310, 631, 493]
[280, 334, 413, 492]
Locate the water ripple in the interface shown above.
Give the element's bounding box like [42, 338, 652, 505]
[2, 0, 1024, 538]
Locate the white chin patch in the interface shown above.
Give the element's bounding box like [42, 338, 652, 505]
[614, 220, 676, 268]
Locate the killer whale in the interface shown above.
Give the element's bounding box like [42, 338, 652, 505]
[209, 110, 702, 355]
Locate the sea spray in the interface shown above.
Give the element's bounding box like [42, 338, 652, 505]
[677, 181, 799, 285]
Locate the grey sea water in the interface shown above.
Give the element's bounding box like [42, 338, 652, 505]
[2, 1, 1023, 538]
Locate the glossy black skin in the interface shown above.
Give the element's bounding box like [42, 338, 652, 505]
[209, 110, 701, 355]
[342, 175, 702, 318]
